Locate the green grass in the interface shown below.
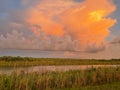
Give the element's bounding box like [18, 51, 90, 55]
[0, 56, 120, 67]
[0, 67, 120, 90]
[60, 82, 120, 90]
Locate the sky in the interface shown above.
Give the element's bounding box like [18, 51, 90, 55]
[0, 0, 120, 59]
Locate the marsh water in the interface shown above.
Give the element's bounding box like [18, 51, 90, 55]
[0, 65, 119, 74]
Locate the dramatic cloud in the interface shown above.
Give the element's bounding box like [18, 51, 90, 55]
[0, 0, 116, 52]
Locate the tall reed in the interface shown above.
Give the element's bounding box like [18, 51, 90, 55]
[0, 67, 120, 90]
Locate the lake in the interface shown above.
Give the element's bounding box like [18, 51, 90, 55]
[0, 65, 119, 74]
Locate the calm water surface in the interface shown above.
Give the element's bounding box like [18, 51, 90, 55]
[0, 65, 119, 74]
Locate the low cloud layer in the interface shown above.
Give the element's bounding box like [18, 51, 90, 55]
[0, 0, 116, 53]
[0, 30, 77, 51]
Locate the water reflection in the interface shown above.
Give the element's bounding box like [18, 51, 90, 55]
[0, 65, 119, 74]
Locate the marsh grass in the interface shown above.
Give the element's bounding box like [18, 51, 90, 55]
[58, 82, 120, 90]
[0, 56, 120, 67]
[0, 67, 120, 90]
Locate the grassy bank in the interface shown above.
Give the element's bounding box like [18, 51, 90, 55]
[60, 82, 120, 90]
[0, 67, 120, 90]
[0, 56, 120, 67]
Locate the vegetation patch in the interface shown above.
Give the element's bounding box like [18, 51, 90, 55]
[0, 67, 120, 90]
[0, 56, 120, 67]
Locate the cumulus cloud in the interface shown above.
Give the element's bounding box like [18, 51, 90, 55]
[0, 0, 117, 53]
[0, 30, 77, 51]
[85, 43, 105, 53]
[0, 29, 106, 52]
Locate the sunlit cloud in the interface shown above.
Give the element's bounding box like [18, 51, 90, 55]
[0, 0, 117, 53]
[25, 0, 116, 51]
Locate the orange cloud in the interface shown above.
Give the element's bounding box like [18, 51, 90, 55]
[26, 0, 75, 36]
[27, 9, 63, 36]
[26, 0, 116, 51]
